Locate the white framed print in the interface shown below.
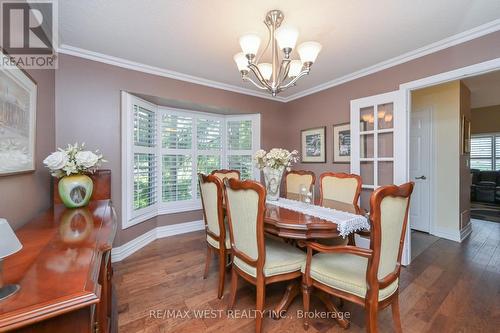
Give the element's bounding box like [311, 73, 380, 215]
[301, 126, 326, 163]
[333, 123, 350, 163]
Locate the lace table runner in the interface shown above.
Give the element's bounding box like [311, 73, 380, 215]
[266, 198, 370, 237]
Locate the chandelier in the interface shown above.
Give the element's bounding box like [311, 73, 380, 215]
[234, 10, 322, 96]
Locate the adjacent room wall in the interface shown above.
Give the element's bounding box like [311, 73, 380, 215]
[55, 54, 288, 246]
[471, 104, 500, 134]
[0, 69, 55, 230]
[411, 81, 468, 237]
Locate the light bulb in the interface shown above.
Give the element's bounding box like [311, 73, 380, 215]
[384, 113, 393, 122]
[257, 63, 272, 81]
[361, 114, 371, 122]
[239, 34, 261, 58]
[275, 25, 299, 52]
[378, 110, 385, 118]
[288, 60, 303, 77]
[233, 53, 248, 72]
[298, 41, 322, 64]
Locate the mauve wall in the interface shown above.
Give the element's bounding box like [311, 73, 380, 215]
[0, 69, 55, 230]
[55, 54, 287, 246]
[285, 31, 500, 208]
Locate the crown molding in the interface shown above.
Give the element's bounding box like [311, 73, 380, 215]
[284, 18, 500, 102]
[57, 44, 287, 102]
[58, 18, 500, 104]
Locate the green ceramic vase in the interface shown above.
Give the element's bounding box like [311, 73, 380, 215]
[58, 174, 94, 208]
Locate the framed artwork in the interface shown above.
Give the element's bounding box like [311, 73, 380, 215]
[333, 123, 350, 163]
[301, 126, 326, 163]
[461, 115, 471, 154]
[0, 51, 37, 175]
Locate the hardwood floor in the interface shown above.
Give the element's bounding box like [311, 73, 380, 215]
[113, 219, 500, 332]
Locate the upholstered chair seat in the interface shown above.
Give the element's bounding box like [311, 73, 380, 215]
[301, 253, 398, 301]
[234, 238, 305, 278]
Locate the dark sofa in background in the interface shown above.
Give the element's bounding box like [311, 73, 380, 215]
[471, 169, 500, 203]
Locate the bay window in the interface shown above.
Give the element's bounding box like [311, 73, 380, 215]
[122, 92, 260, 228]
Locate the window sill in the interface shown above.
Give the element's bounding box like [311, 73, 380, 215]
[123, 201, 203, 229]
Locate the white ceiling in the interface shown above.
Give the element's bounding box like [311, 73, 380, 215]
[58, 0, 500, 99]
[463, 70, 500, 108]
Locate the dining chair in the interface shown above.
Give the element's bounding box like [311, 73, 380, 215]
[301, 182, 414, 333]
[211, 169, 241, 181]
[224, 178, 306, 333]
[319, 172, 362, 205]
[198, 173, 231, 299]
[284, 170, 316, 200]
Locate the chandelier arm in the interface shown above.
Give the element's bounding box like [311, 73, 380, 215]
[248, 63, 273, 90]
[255, 23, 272, 65]
[243, 76, 269, 90]
[279, 69, 311, 90]
[277, 59, 291, 87]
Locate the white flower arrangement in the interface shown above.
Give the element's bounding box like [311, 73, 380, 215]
[254, 148, 299, 171]
[43, 143, 105, 178]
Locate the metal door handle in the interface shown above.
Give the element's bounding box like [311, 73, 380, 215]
[415, 175, 426, 180]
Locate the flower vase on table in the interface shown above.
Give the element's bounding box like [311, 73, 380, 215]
[43, 143, 105, 208]
[263, 166, 284, 201]
[254, 148, 299, 201]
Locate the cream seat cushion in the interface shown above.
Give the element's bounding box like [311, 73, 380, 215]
[301, 252, 398, 301]
[234, 238, 306, 277]
[207, 233, 231, 249]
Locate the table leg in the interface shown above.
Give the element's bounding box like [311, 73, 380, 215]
[272, 280, 300, 319]
[317, 290, 350, 329]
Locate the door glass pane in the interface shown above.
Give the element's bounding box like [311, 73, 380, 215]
[360, 161, 374, 185]
[378, 161, 394, 185]
[360, 106, 374, 131]
[360, 134, 374, 158]
[377, 103, 393, 129]
[378, 132, 394, 158]
[360, 189, 372, 211]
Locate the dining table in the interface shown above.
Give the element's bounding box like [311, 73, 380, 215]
[262, 195, 367, 328]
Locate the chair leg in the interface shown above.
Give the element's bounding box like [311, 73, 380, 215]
[228, 268, 238, 310]
[255, 281, 266, 333]
[365, 302, 379, 333]
[217, 250, 226, 299]
[302, 283, 311, 330]
[203, 244, 211, 279]
[391, 296, 402, 333]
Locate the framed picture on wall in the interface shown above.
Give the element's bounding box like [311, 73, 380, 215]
[461, 115, 471, 154]
[333, 123, 350, 163]
[0, 51, 37, 176]
[301, 126, 326, 163]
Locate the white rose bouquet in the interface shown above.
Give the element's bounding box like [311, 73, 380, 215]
[254, 148, 299, 171]
[43, 143, 105, 178]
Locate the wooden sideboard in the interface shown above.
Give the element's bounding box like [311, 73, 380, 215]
[0, 171, 117, 333]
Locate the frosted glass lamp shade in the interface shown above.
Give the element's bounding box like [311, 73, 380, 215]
[233, 52, 248, 72]
[298, 41, 322, 64]
[257, 63, 273, 81]
[239, 34, 261, 56]
[275, 25, 299, 51]
[0, 219, 22, 258]
[288, 60, 303, 77]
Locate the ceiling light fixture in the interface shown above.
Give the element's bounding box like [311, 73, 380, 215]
[234, 10, 322, 97]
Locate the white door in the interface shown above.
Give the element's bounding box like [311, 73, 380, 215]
[409, 108, 431, 232]
[350, 90, 411, 265]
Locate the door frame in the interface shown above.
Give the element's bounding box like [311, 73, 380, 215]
[350, 57, 500, 266]
[410, 106, 436, 235]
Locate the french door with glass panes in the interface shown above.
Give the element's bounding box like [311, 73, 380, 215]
[350, 90, 409, 264]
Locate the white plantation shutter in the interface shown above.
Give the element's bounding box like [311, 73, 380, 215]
[226, 116, 259, 180]
[471, 135, 494, 171]
[123, 93, 260, 227]
[132, 101, 157, 216]
[162, 155, 193, 202]
[495, 135, 500, 170]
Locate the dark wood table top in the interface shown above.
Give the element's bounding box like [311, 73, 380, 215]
[0, 200, 117, 331]
[264, 196, 366, 239]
